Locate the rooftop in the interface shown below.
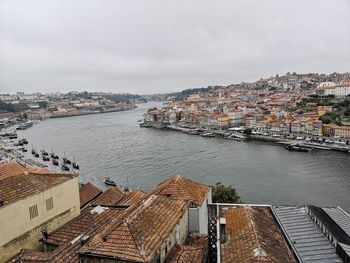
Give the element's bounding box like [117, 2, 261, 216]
[0, 172, 77, 207]
[79, 195, 188, 262]
[0, 161, 51, 181]
[90, 187, 124, 206]
[79, 182, 102, 208]
[220, 206, 296, 263]
[152, 175, 210, 206]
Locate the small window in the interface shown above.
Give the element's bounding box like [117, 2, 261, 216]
[29, 204, 38, 219]
[46, 197, 53, 211]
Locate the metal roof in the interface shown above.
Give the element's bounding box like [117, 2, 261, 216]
[272, 205, 343, 263]
[323, 207, 350, 238]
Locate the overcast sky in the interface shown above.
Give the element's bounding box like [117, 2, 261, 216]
[0, 0, 349, 95]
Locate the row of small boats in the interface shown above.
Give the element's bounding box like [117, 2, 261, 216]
[31, 148, 80, 171]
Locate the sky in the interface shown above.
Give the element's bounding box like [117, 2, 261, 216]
[0, 0, 350, 95]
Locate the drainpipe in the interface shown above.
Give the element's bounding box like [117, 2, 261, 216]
[216, 204, 221, 263]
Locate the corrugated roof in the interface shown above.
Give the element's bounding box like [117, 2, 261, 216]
[272, 205, 343, 262]
[323, 207, 350, 238]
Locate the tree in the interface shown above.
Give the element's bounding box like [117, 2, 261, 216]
[320, 115, 331, 124]
[212, 182, 242, 203]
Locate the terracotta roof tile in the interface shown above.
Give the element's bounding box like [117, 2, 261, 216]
[220, 206, 296, 263]
[0, 162, 53, 181]
[90, 187, 124, 206]
[166, 234, 207, 263]
[117, 189, 147, 206]
[0, 173, 77, 207]
[79, 182, 102, 208]
[79, 195, 188, 262]
[152, 175, 210, 205]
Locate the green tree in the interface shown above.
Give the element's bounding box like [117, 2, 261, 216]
[320, 115, 332, 124]
[212, 182, 242, 203]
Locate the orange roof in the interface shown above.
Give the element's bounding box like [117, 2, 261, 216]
[90, 187, 124, 206]
[152, 175, 210, 205]
[220, 206, 296, 263]
[118, 189, 147, 206]
[0, 161, 52, 181]
[0, 173, 77, 207]
[79, 195, 188, 262]
[79, 182, 102, 208]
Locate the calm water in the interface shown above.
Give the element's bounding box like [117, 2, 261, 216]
[17, 102, 350, 212]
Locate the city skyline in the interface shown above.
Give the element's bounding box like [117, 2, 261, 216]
[1, 0, 350, 94]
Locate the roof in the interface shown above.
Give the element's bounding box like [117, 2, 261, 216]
[118, 189, 147, 206]
[0, 161, 52, 181]
[0, 162, 27, 180]
[90, 187, 124, 206]
[79, 182, 102, 208]
[79, 195, 188, 262]
[272, 205, 343, 262]
[0, 173, 77, 207]
[45, 206, 125, 246]
[152, 175, 210, 205]
[165, 234, 207, 263]
[220, 206, 296, 263]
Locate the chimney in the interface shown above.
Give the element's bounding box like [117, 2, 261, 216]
[80, 235, 90, 245]
[219, 217, 226, 243]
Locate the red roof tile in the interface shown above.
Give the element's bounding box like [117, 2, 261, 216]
[152, 175, 210, 205]
[90, 187, 124, 206]
[79, 182, 102, 208]
[118, 189, 147, 206]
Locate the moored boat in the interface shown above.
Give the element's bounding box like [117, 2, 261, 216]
[103, 177, 117, 186]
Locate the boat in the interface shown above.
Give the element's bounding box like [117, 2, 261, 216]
[34, 153, 40, 157]
[72, 156, 79, 170]
[8, 133, 18, 139]
[61, 164, 70, 171]
[16, 121, 33, 130]
[52, 159, 59, 166]
[22, 139, 28, 144]
[103, 177, 117, 186]
[41, 148, 49, 156]
[50, 148, 59, 159]
[31, 149, 36, 155]
[62, 152, 72, 164]
[42, 156, 50, 162]
[200, 132, 215, 138]
[21, 148, 27, 152]
[285, 144, 309, 152]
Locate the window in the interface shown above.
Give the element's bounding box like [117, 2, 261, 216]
[46, 197, 53, 211]
[29, 204, 38, 219]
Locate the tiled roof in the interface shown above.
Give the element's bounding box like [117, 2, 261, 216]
[0, 162, 52, 181]
[152, 175, 210, 205]
[0, 162, 27, 180]
[0, 173, 77, 207]
[118, 189, 147, 206]
[79, 182, 102, 208]
[79, 195, 188, 262]
[46, 206, 125, 246]
[165, 234, 207, 263]
[90, 187, 124, 206]
[220, 206, 296, 263]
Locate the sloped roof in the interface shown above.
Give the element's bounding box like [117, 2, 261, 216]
[79, 195, 188, 262]
[0, 161, 52, 181]
[220, 206, 296, 263]
[0, 173, 77, 207]
[90, 187, 124, 206]
[79, 182, 102, 208]
[0, 162, 27, 180]
[165, 234, 207, 263]
[118, 189, 147, 206]
[45, 206, 124, 246]
[152, 175, 210, 205]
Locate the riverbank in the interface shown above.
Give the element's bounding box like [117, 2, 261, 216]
[141, 122, 350, 153]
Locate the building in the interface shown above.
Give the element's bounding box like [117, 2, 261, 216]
[152, 175, 212, 234]
[0, 172, 80, 262]
[208, 203, 350, 263]
[79, 182, 103, 209]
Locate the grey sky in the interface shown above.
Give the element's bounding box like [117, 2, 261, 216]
[1, 0, 349, 94]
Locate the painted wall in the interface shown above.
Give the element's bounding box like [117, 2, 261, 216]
[0, 176, 80, 261]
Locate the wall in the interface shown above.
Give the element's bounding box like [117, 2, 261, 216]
[199, 189, 212, 234]
[0, 176, 80, 262]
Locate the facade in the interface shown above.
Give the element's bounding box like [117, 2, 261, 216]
[0, 172, 80, 262]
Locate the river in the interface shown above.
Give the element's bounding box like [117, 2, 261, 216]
[17, 102, 350, 212]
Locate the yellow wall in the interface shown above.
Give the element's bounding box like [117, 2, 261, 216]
[0, 176, 80, 261]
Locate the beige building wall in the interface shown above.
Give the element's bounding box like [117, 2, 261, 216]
[0, 176, 80, 262]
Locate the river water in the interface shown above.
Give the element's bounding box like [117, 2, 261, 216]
[17, 102, 350, 212]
